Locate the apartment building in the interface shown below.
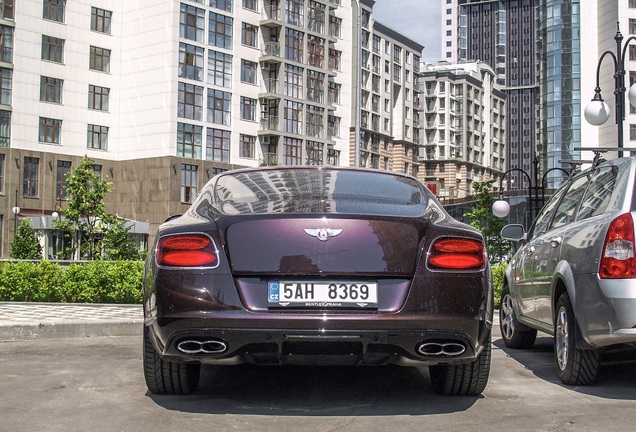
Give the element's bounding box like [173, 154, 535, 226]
[418, 61, 506, 199]
[0, 0, 358, 257]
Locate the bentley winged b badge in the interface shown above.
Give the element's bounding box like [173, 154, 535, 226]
[304, 228, 343, 241]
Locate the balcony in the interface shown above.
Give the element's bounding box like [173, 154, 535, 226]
[262, 42, 282, 59]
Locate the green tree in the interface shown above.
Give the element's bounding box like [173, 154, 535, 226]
[55, 155, 113, 260]
[463, 180, 511, 264]
[103, 217, 142, 260]
[11, 219, 42, 259]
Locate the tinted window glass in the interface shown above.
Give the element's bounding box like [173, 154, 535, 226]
[551, 175, 590, 229]
[577, 167, 617, 220]
[530, 186, 567, 238]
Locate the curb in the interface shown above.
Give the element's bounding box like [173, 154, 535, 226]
[0, 320, 143, 341]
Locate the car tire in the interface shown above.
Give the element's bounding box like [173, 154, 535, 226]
[429, 331, 492, 396]
[143, 326, 201, 394]
[554, 293, 600, 385]
[499, 287, 537, 349]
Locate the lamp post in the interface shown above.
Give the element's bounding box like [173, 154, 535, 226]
[583, 22, 636, 158]
[11, 189, 19, 236]
[492, 157, 569, 227]
[51, 198, 63, 259]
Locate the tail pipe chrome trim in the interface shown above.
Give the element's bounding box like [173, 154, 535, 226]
[177, 339, 228, 355]
[417, 341, 466, 357]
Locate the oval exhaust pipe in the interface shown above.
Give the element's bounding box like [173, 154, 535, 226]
[177, 340, 228, 354]
[417, 341, 466, 357]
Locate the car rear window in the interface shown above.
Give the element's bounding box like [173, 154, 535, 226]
[577, 167, 617, 220]
[212, 168, 429, 217]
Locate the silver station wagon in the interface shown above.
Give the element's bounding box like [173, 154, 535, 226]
[500, 156, 636, 385]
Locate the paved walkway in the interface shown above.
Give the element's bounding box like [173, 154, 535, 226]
[0, 302, 143, 341]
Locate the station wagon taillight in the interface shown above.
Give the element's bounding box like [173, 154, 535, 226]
[600, 213, 636, 279]
[427, 237, 486, 270]
[156, 234, 219, 268]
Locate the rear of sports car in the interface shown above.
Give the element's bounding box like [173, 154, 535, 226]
[143, 167, 493, 396]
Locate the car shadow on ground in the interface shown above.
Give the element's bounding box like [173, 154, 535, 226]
[147, 364, 481, 416]
[494, 336, 636, 400]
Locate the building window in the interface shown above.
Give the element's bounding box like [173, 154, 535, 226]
[0, 25, 12, 62]
[631, 0, 636, 8]
[206, 128, 231, 162]
[284, 64, 303, 99]
[242, 23, 258, 48]
[207, 50, 232, 87]
[305, 105, 324, 138]
[210, 0, 232, 12]
[240, 134, 255, 158]
[87, 124, 108, 150]
[91, 7, 112, 34]
[286, 0, 304, 27]
[43, 0, 65, 23]
[327, 147, 339, 165]
[306, 70, 324, 103]
[179, 43, 204, 81]
[283, 137, 302, 165]
[0, 110, 9, 147]
[180, 4, 205, 42]
[328, 48, 341, 71]
[243, 0, 257, 11]
[328, 81, 341, 104]
[88, 85, 110, 111]
[330, 15, 342, 39]
[240, 59, 257, 84]
[306, 141, 323, 165]
[39, 117, 61, 144]
[40, 76, 63, 104]
[1, 67, 11, 105]
[286, 28, 304, 63]
[181, 164, 198, 204]
[23, 157, 39, 198]
[209, 12, 233, 49]
[308, 1, 325, 34]
[0, 0, 14, 20]
[328, 114, 340, 138]
[207, 89, 231, 125]
[90, 46, 111, 72]
[240, 96, 257, 121]
[42, 35, 64, 63]
[307, 35, 325, 68]
[284, 100, 303, 135]
[56, 160, 71, 200]
[177, 123, 202, 159]
[178, 82, 203, 121]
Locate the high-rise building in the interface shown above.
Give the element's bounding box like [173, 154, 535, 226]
[446, 0, 543, 191]
[0, 0, 431, 258]
[418, 61, 506, 199]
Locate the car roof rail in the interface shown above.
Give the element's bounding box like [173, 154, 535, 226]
[574, 147, 636, 167]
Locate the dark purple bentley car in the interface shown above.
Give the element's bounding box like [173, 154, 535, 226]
[143, 167, 493, 395]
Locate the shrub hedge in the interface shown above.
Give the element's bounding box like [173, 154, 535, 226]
[0, 260, 143, 304]
[0, 259, 507, 308]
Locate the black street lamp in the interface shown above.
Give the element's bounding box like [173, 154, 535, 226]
[492, 157, 569, 227]
[11, 189, 19, 236]
[583, 22, 636, 158]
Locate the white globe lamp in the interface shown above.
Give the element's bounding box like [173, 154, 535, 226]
[492, 200, 511, 218]
[584, 94, 610, 126]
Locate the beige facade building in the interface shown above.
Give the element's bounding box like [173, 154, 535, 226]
[417, 61, 506, 199]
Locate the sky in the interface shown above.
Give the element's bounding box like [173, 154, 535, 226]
[372, 0, 442, 63]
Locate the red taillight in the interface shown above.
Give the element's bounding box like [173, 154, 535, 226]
[427, 237, 486, 270]
[600, 213, 636, 279]
[156, 234, 219, 267]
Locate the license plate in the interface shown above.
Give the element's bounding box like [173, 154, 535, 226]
[268, 280, 378, 308]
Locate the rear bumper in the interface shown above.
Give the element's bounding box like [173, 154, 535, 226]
[146, 315, 492, 367]
[577, 277, 636, 348]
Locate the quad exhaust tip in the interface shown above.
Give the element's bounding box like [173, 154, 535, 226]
[417, 341, 466, 357]
[177, 339, 228, 355]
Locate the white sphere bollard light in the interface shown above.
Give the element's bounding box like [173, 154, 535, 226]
[492, 200, 511, 218]
[584, 98, 610, 126]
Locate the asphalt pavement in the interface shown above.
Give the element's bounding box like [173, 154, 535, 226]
[0, 302, 143, 341]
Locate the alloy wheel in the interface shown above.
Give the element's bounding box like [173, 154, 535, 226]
[500, 293, 515, 340]
[555, 306, 569, 371]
